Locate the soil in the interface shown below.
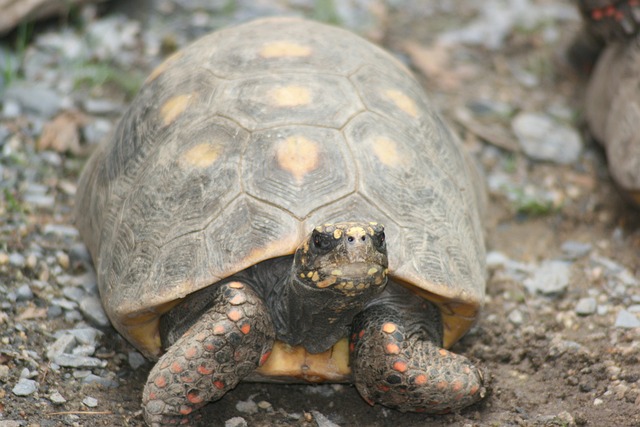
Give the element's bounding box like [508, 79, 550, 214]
[1, 1, 639, 426]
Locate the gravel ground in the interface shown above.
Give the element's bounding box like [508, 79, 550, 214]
[1, 0, 639, 426]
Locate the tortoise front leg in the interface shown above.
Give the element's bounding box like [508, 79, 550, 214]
[350, 289, 486, 413]
[142, 281, 275, 426]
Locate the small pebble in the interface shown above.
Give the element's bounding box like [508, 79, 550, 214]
[47, 334, 76, 360]
[312, 411, 341, 427]
[72, 344, 97, 357]
[53, 354, 107, 368]
[8, 253, 25, 268]
[79, 295, 110, 327]
[257, 400, 272, 411]
[12, 378, 37, 396]
[512, 112, 582, 165]
[49, 391, 67, 404]
[508, 309, 524, 325]
[62, 286, 85, 303]
[15, 284, 33, 301]
[128, 351, 147, 370]
[235, 397, 258, 415]
[68, 327, 102, 346]
[225, 417, 248, 427]
[43, 224, 79, 238]
[614, 310, 640, 328]
[83, 374, 119, 388]
[561, 241, 592, 259]
[56, 251, 70, 270]
[575, 298, 597, 316]
[0, 365, 9, 381]
[83, 396, 98, 408]
[524, 260, 571, 295]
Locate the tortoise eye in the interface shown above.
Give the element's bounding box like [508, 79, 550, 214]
[312, 230, 336, 253]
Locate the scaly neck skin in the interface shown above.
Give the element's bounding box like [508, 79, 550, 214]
[266, 222, 389, 354]
[266, 272, 386, 354]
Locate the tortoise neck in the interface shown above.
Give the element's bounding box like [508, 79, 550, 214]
[266, 271, 386, 354]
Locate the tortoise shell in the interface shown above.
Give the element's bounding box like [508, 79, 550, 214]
[75, 17, 487, 359]
[583, 30, 640, 206]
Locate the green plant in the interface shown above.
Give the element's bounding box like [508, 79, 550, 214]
[313, 0, 341, 25]
[73, 61, 143, 97]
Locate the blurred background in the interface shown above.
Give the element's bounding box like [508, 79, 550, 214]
[0, 1, 639, 426]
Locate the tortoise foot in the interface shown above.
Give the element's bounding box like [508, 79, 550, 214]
[350, 297, 486, 413]
[578, 0, 640, 40]
[142, 281, 275, 426]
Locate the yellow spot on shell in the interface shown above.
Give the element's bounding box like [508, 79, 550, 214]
[161, 94, 192, 126]
[384, 89, 418, 118]
[372, 137, 404, 168]
[260, 41, 312, 58]
[331, 269, 342, 276]
[311, 271, 320, 282]
[269, 86, 312, 107]
[276, 136, 319, 182]
[333, 229, 343, 239]
[344, 282, 354, 290]
[180, 144, 221, 168]
[367, 267, 378, 276]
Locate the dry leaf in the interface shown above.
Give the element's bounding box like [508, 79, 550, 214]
[38, 111, 87, 155]
[17, 306, 48, 321]
[400, 40, 481, 91]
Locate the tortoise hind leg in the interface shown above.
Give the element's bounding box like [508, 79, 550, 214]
[350, 288, 486, 413]
[142, 281, 275, 426]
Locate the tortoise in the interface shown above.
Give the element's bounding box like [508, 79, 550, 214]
[75, 17, 488, 426]
[567, 0, 640, 207]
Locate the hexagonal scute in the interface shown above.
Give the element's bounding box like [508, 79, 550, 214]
[343, 112, 468, 227]
[350, 64, 433, 128]
[243, 125, 356, 219]
[214, 73, 363, 131]
[198, 17, 379, 79]
[202, 195, 300, 279]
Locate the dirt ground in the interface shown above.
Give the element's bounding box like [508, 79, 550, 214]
[1, 0, 640, 426]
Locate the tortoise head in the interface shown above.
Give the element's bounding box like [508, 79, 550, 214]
[293, 222, 389, 294]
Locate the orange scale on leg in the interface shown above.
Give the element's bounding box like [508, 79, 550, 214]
[413, 374, 428, 385]
[385, 342, 400, 355]
[184, 346, 199, 359]
[169, 361, 184, 374]
[187, 390, 204, 404]
[381, 322, 397, 334]
[240, 323, 251, 335]
[154, 375, 167, 388]
[392, 360, 408, 373]
[259, 351, 271, 367]
[179, 405, 193, 415]
[213, 324, 226, 335]
[213, 380, 225, 389]
[197, 364, 214, 375]
[227, 308, 243, 322]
